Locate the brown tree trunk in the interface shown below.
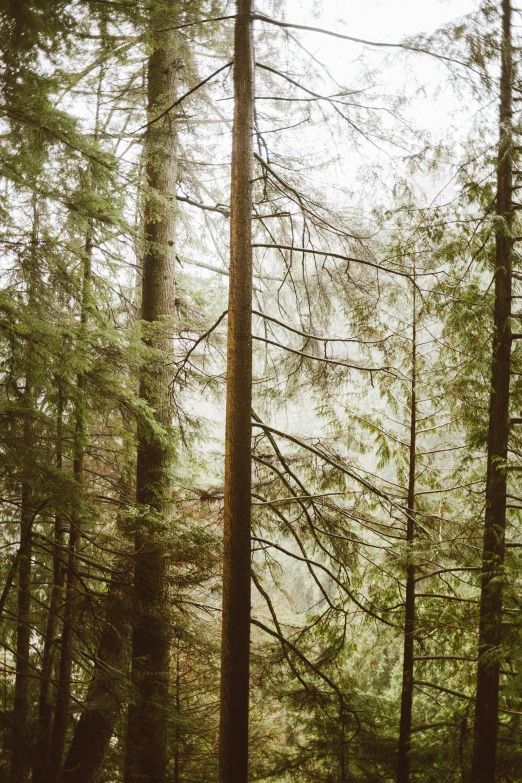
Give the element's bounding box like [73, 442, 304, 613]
[218, 1, 254, 782]
[61, 574, 129, 783]
[470, 2, 513, 780]
[32, 392, 66, 783]
[396, 285, 417, 783]
[124, 5, 177, 782]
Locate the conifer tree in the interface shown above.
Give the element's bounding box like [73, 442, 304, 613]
[471, 1, 514, 779]
[218, 0, 254, 781]
[125, 2, 178, 781]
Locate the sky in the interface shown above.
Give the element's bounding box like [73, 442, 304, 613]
[317, 0, 477, 40]
[263, 0, 489, 209]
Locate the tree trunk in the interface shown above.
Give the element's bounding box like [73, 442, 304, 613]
[470, 2, 513, 781]
[32, 392, 66, 783]
[396, 285, 417, 783]
[61, 574, 129, 783]
[218, 1, 254, 782]
[173, 641, 181, 783]
[8, 483, 34, 783]
[8, 198, 39, 783]
[124, 5, 177, 782]
[46, 230, 92, 783]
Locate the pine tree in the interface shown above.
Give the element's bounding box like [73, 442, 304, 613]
[218, 0, 254, 781]
[471, 1, 515, 779]
[125, 2, 178, 781]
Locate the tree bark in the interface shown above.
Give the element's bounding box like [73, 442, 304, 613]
[396, 285, 417, 783]
[218, 1, 254, 782]
[470, 2, 513, 781]
[61, 574, 130, 783]
[124, 5, 177, 782]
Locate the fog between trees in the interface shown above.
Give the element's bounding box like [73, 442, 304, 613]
[0, 1, 521, 782]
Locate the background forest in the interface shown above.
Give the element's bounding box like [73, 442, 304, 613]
[0, 0, 520, 782]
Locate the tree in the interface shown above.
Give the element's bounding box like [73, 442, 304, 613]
[125, 2, 178, 781]
[396, 280, 417, 783]
[218, 0, 254, 781]
[470, 1, 514, 780]
[8, 196, 39, 783]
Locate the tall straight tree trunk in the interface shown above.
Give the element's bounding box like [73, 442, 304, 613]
[61, 573, 129, 783]
[218, 2, 254, 782]
[396, 285, 417, 783]
[470, 2, 513, 780]
[46, 230, 92, 783]
[9, 197, 39, 783]
[46, 56, 105, 779]
[32, 391, 66, 783]
[8, 450, 34, 783]
[173, 640, 181, 783]
[124, 5, 177, 782]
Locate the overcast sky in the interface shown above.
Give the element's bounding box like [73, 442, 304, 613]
[269, 0, 489, 207]
[325, 0, 476, 40]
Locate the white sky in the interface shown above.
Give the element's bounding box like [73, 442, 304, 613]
[317, 0, 476, 40]
[263, 0, 488, 209]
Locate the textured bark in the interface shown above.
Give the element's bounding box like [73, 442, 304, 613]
[218, 2, 254, 782]
[396, 288, 416, 783]
[61, 575, 130, 783]
[124, 6, 177, 783]
[32, 395, 66, 783]
[470, 2, 513, 781]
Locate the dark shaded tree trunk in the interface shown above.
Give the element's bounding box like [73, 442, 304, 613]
[61, 574, 130, 783]
[470, 2, 513, 781]
[397, 286, 417, 783]
[218, 1, 254, 782]
[124, 5, 177, 782]
[32, 392, 66, 783]
[173, 641, 181, 783]
[8, 483, 34, 783]
[8, 198, 39, 783]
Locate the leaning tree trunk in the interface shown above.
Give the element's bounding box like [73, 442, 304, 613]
[124, 7, 177, 783]
[61, 573, 130, 783]
[218, 1, 254, 783]
[8, 198, 39, 783]
[396, 284, 417, 783]
[470, 2, 513, 781]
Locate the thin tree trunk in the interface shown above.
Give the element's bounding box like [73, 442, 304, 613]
[174, 641, 181, 783]
[32, 391, 66, 783]
[8, 198, 39, 783]
[61, 574, 129, 783]
[218, 1, 254, 782]
[124, 5, 177, 782]
[46, 230, 92, 783]
[470, 2, 513, 780]
[396, 285, 417, 783]
[9, 483, 34, 783]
